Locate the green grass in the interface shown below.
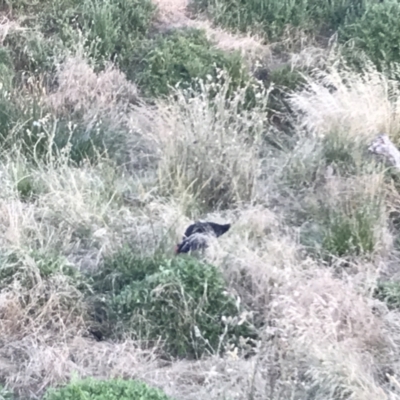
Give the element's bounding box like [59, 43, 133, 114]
[128, 28, 250, 98]
[281, 130, 367, 192]
[192, 0, 400, 75]
[340, 1, 400, 71]
[4, 0, 156, 75]
[192, 0, 368, 41]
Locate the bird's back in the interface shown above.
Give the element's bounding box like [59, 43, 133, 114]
[183, 221, 231, 239]
[176, 221, 231, 255]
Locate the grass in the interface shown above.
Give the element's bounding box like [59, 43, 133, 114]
[192, 0, 368, 41]
[192, 0, 400, 76]
[128, 28, 251, 98]
[3, 0, 156, 74]
[152, 74, 268, 213]
[339, 1, 400, 71]
[2, 1, 400, 400]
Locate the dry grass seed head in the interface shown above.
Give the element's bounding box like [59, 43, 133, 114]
[289, 60, 400, 141]
[153, 77, 268, 211]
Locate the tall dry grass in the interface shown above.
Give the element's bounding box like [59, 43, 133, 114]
[150, 74, 271, 213]
[289, 59, 400, 141]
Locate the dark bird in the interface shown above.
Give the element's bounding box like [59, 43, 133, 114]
[175, 221, 231, 254]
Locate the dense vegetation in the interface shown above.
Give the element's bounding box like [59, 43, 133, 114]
[43, 378, 173, 400]
[1, 0, 400, 399]
[90, 249, 256, 358]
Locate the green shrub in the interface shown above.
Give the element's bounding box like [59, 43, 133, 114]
[192, 0, 367, 41]
[91, 248, 255, 358]
[374, 281, 400, 309]
[128, 28, 250, 98]
[340, 1, 400, 71]
[43, 377, 173, 400]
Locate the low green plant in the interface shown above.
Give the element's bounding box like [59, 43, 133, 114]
[129, 28, 250, 98]
[0, 80, 56, 158]
[282, 131, 386, 258]
[16, 172, 36, 201]
[320, 203, 381, 257]
[320, 130, 367, 175]
[340, 1, 400, 71]
[374, 281, 400, 309]
[43, 377, 173, 400]
[91, 248, 255, 358]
